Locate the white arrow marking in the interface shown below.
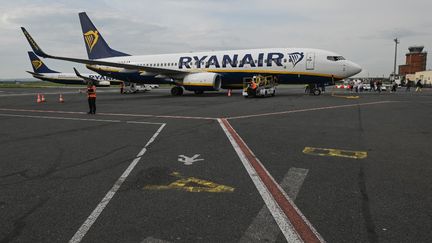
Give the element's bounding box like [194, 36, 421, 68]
[178, 154, 204, 165]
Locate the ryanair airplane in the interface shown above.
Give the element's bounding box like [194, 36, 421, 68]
[26, 51, 122, 87]
[21, 12, 361, 96]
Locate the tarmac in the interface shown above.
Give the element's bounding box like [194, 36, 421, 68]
[0, 86, 431, 243]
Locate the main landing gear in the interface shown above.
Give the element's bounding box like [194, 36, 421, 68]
[171, 86, 184, 96]
[311, 88, 321, 96]
[305, 84, 322, 96]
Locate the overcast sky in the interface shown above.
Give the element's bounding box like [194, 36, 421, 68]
[1, 0, 431, 79]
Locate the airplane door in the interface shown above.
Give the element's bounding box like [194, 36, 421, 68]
[306, 53, 315, 70]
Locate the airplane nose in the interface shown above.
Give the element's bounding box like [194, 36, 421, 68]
[350, 62, 362, 76]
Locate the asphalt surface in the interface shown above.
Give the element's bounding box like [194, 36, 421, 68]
[0, 86, 431, 243]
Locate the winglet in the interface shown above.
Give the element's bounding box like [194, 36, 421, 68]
[73, 67, 94, 85]
[21, 27, 50, 58]
[73, 67, 83, 78]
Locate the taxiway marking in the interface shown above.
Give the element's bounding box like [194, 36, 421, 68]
[331, 94, 360, 99]
[0, 113, 164, 125]
[141, 237, 171, 243]
[0, 101, 397, 122]
[178, 154, 204, 165]
[218, 118, 324, 243]
[227, 100, 397, 120]
[0, 90, 118, 97]
[0, 108, 217, 120]
[240, 167, 309, 243]
[69, 124, 166, 243]
[303, 147, 367, 159]
[143, 172, 234, 193]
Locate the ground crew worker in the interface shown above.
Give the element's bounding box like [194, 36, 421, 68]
[87, 81, 97, 114]
[251, 81, 257, 90]
[120, 82, 125, 94]
[250, 80, 258, 96]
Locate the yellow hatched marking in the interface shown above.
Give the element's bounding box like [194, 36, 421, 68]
[331, 94, 360, 99]
[143, 172, 234, 193]
[303, 147, 367, 159]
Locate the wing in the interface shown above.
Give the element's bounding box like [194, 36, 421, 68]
[21, 27, 188, 77]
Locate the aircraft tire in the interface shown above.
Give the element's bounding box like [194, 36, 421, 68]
[312, 88, 321, 96]
[171, 86, 184, 96]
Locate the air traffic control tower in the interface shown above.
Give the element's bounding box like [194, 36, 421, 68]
[399, 46, 427, 75]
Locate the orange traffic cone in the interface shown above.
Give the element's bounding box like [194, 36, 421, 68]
[59, 94, 64, 103]
[41, 94, 46, 102]
[37, 93, 41, 103]
[228, 89, 232, 97]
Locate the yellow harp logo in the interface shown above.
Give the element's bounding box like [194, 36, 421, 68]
[31, 60, 42, 70]
[84, 30, 99, 52]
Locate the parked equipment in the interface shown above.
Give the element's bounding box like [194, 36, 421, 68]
[242, 75, 277, 98]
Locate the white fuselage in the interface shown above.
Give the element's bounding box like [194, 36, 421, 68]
[33, 72, 120, 86]
[89, 48, 362, 86]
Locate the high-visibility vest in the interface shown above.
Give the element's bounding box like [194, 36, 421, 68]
[87, 85, 96, 98]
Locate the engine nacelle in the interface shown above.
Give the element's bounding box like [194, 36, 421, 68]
[182, 73, 221, 91]
[96, 81, 110, 87]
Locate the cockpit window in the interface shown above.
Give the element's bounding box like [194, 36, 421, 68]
[327, 56, 345, 61]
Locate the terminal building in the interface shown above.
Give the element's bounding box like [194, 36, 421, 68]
[398, 46, 431, 86]
[399, 46, 427, 75]
[406, 71, 432, 86]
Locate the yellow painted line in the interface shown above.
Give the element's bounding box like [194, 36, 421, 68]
[303, 147, 367, 159]
[331, 94, 360, 99]
[143, 172, 234, 193]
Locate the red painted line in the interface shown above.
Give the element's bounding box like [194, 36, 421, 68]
[221, 118, 323, 243]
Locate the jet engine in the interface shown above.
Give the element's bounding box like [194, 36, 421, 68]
[182, 73, 221, 91]
[97, 81, 111, 87]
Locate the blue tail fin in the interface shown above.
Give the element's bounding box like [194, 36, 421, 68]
[28, 51, 58, 73]
[79, 12, 130, 60]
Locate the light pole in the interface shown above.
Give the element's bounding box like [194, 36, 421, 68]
[393, 38, 400, 83]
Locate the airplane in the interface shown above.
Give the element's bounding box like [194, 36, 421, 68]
[21, 13, 362, 96]
[26, 51, 123, 87]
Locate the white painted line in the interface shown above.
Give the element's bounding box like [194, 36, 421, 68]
[126, 121, 166, 125]
[0, 113, 122, 123]
[279, 168, 309, 200]
[0, 108, 86, 115]
[0, 91, 81, 97]
[228, 101, 397, 120]
[69, 123, 166, 243]
[217, 119, 303, 243]
[0, 90, 118, 97]
[0, 108, 217, 120]
[141, 237, 171, 243]
[136, 148, 147, 158]
[219, 118, 325, 243]
[240, 168, 309, 243]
